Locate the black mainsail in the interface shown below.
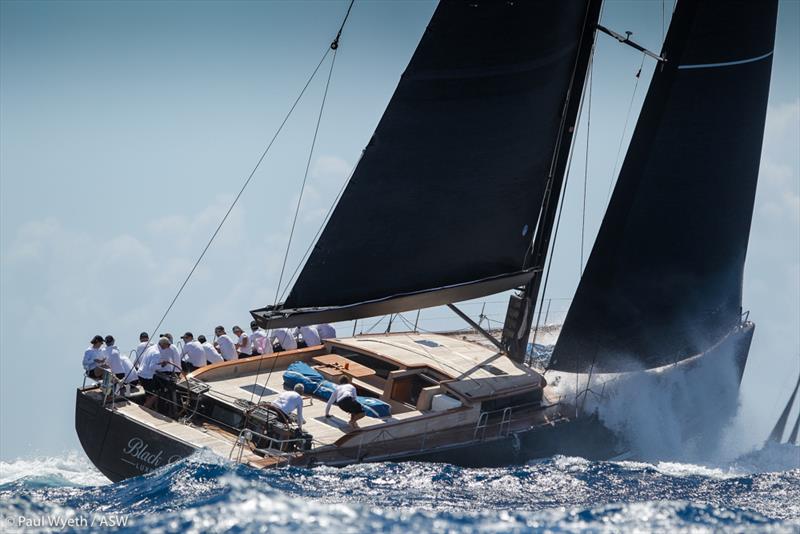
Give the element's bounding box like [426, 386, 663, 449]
[549, 0, 778, 372]
[253, 0, 601, 328]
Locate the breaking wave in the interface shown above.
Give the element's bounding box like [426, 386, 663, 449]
[1, 444, 798, 533]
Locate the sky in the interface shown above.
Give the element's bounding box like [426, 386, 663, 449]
[1, 0, 798, 461]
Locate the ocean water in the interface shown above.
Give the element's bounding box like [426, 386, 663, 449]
[1, 444, 798, 533]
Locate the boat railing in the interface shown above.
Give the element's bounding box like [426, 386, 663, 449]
[473, 402, 557, 442]
[230, 427, 325, 465]
[81, 369, 128, 410]
[472, 407, 513, 441]
[473, 411, 490, 441]
[82, 371, 248, 439]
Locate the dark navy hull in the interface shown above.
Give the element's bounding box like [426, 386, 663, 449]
[397, 414, 621, 467]
[75, 390, 196, 482]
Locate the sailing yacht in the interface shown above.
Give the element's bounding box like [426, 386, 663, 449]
[76, 0, 778, 482]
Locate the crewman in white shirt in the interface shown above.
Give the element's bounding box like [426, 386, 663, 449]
[198, 335, 224, 364]
[118, 354, 138, 385]
[135, 332, 151, 360]
[272, 384, 306, 431]
[315, 323, 337, 340]
[214, 326, 238, 361]
[295, 325, 322, 347]
[136, 339, 171, 409]
[160, 333, 183, 371]
[271, 328, 297, 352]
[103, 335, 124, 378]
[179, 332, 206, 373]
[103, 335, 138, 384]
[137, 343, 159, 372]
[232, 325, 252, 357]
[325, 376, 365, 428]
[156, 336, 182, 374]
[82, 335, 107, 379]
[249, 321, 270, 355]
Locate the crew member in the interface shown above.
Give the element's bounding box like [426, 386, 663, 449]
[214, 326, 238, 360]
[249, 321, 270, 355]
[295, 325, 321, 348]
[272, 384, 306, 431]
[136, 340, 168, 409]
[118, 353, 139, 386]
[325, 376, 365, 429]
[180, 332, 206, 373]
[198, 335, 224, 364]
[156, 336, 181, 374]
[82, 335, 107, 379]
[104, 335, 139, 385]
[270, 327, 297, 352]
[103, 335, 124, 379]
[135, 332, 150, 359]
[160, 333, 183, 371]
[232, 325, 252, 358]
[315, 323, 337, 340]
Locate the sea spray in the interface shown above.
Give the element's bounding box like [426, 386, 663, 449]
[549, 343, 744, 462]
[0, 452, 107, 487]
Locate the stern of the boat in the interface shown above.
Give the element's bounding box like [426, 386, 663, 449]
[75, 388, 195, 482]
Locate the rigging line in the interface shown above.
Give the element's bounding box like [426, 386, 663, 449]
[365, 314, 388, 334]
[275, 49, 339, 315]
[520, 0, 601, 270]
[278, 156, 360, 302]
[332, 0, 355, 49]
[254, 48, 340, 405]
[580, 55, 593, 273]
[117, 46, 333, 387]
[251, 4, 355, 406]
[536, 39, 595, 369]
[606, 52, 646, 204]
[251, 0, 355, 404]
[533, 131, 577, 352]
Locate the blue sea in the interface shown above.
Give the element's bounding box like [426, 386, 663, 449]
[1, 444, 798, 533]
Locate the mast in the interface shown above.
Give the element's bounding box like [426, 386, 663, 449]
[502, 0, 602, 363]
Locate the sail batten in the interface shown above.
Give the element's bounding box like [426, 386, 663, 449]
[549, 0, 779, 373]
[253, 0, 600, 328]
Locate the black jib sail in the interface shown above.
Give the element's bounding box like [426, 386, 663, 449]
[253, 0, 601, 328]
[549, 0, 778, 373]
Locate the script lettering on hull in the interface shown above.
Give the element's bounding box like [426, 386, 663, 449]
[120, 437, 184, 473]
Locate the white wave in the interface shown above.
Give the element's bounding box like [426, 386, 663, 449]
[727, 442, 800, 474]
[550, 454, 591, 472]
[0, 451, 108, 486]
[651, 461, 734, 479]
[550, 338, 745, 463]
[611, 442, 800, 481]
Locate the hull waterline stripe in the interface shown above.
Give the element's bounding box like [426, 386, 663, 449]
[678, 50, 773, 70]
